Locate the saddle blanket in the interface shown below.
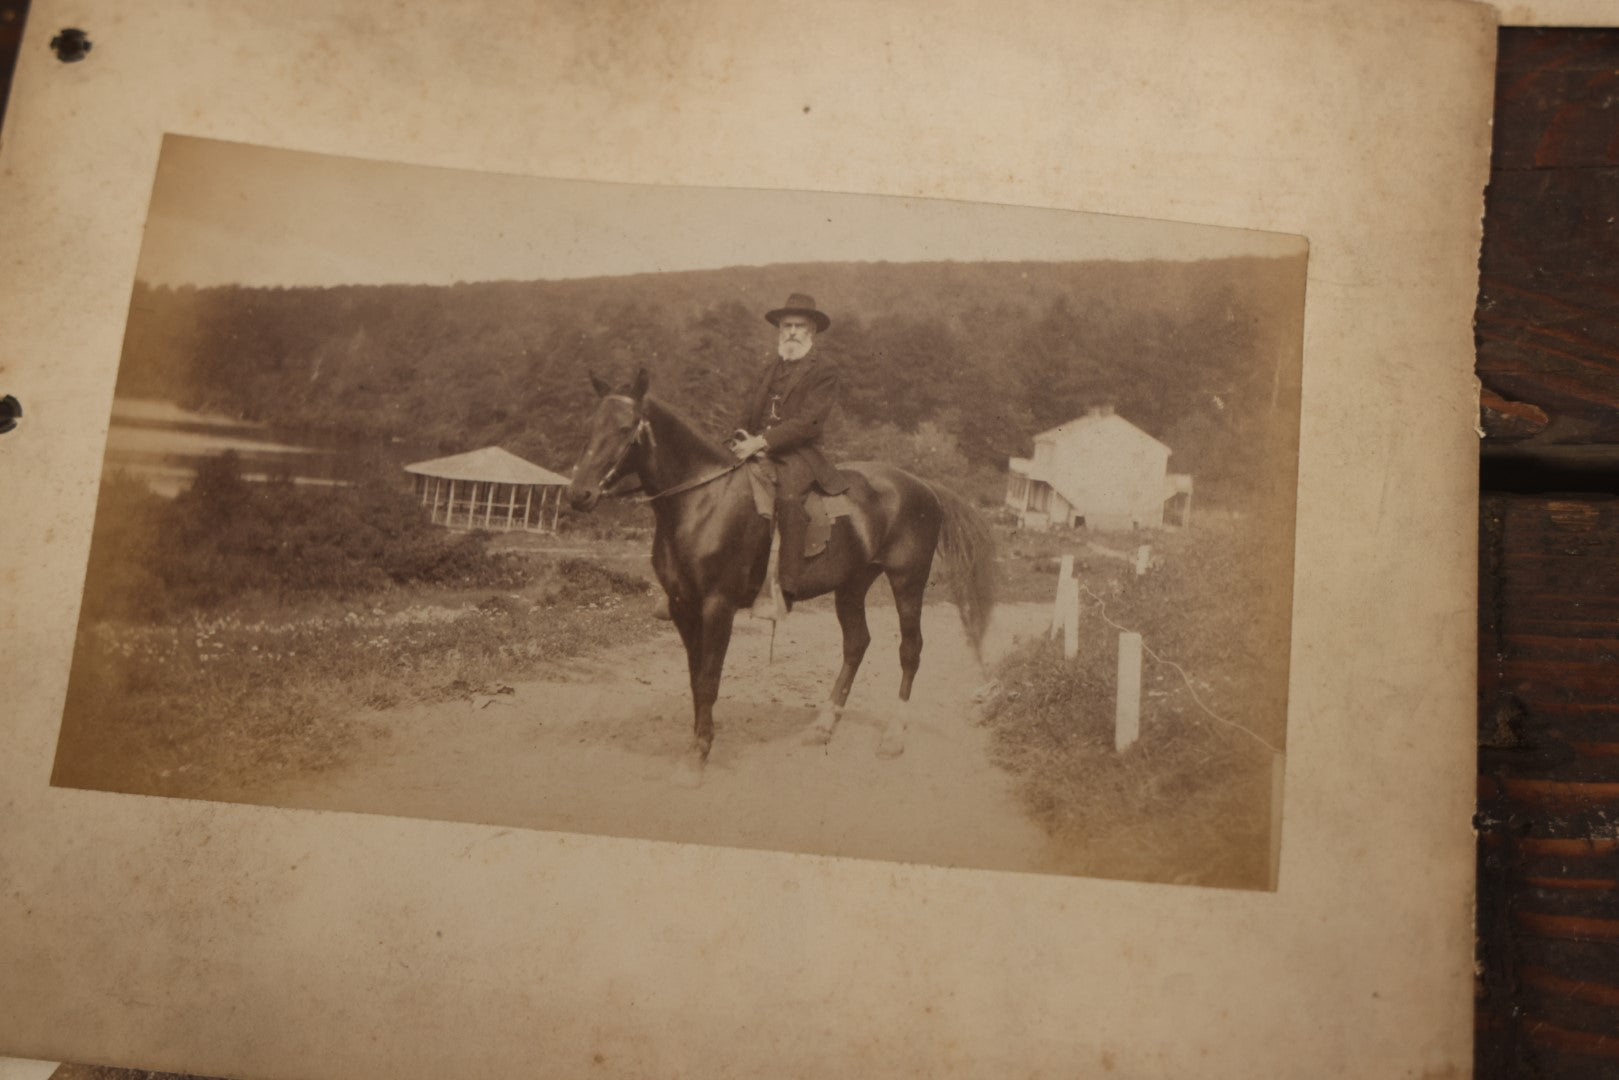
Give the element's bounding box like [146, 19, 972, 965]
[745, 460, 853, 558]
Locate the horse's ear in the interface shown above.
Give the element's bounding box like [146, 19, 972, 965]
[630, 366, 650, 402]
[589, 370, 612, 398]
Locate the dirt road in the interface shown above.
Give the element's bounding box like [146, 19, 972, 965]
[259, 600, 1065, 874]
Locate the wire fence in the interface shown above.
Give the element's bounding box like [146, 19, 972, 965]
[1074, 579, 1281, 756]
[1046, 551, 1282, 757]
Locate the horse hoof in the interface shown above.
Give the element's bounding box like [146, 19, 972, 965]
[802, 707, 840, 746]
[802, 727, 833, 747]
[672, 755, 705, 788]
[876, 730, 906, 759]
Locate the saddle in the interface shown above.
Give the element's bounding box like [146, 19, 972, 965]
[804, 491, 855, 557]
[744, 460, 854, 558]
[742, 461, 853, 621]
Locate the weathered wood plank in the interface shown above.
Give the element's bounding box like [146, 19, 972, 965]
[1479, 29, 1619, 484]
[1480, 488, 1619, 1076]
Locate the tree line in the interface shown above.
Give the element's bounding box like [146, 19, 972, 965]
[114, 256, 1306, 505]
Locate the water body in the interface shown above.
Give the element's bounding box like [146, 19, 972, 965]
[104, 397, 349, 497]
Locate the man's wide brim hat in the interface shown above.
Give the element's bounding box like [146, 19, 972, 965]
[766, 292, 831, 333]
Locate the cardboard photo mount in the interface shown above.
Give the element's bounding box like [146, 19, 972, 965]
[0, 1, 1493, 1077]
[55, 131, 1309, 887]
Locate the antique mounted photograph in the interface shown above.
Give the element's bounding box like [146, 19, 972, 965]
[54, 134, 1306, 889]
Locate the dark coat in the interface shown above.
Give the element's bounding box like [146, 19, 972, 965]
[737, 354, 849, 497]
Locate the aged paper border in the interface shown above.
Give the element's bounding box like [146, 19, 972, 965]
[1490, 0, 1619, 25]
[0, 1, 1494, 1077]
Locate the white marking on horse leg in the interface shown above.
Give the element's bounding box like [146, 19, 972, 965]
[877, 701, 908, 759]
[671, 750, 705, 788]
[803, 701, 842, 746]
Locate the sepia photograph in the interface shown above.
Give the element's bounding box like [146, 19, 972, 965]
[53, 134, 1306, 890]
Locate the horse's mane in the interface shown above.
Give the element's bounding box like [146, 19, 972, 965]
[641, 394, 736, 467]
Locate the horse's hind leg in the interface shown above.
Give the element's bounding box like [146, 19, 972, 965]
[805, 567, 881, 747]
[877, 564, 928, 758]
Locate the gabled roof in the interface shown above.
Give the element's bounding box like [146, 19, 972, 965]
[404, 446, 570, 485]
[1032, 411, 1171, 455]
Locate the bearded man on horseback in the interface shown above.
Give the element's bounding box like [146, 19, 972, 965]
[729, 293, 851, 600]
[572, 320, 997, 773]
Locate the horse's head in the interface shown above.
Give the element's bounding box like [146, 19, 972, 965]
[568, 367, 651, 512]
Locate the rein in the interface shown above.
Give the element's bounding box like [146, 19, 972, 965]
[632, 458, 749, 504]
[597, 395, 751, 504]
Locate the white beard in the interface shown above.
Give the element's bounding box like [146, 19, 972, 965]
[777, 336, 812, 362]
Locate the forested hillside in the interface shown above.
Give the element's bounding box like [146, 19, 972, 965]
[114, 255, 1306, 504]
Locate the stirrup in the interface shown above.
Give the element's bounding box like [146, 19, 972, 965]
[750, 576, 787, 621]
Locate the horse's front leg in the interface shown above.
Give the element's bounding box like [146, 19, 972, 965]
[668, 598, 705, 786]
[674, 594, 736, 786]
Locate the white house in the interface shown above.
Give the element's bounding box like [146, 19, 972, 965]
[1005, 406, 1193, 531]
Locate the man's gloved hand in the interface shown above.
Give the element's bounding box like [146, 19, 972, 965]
[730, 432, 769, 460]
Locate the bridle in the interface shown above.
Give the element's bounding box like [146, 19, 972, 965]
[594, 394, 750, 504]
[598, 408, 652, 491]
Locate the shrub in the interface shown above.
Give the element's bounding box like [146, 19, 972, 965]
[980, 635, 1274, 888]
[547, 556, 651, 605]
[82, 458, 533, 621]
[80, 471, 172, 622]
[829, 420, 1006, 507]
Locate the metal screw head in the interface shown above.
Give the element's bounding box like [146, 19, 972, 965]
[50, 28, 92, 63]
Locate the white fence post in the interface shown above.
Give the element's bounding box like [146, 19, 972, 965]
[1049, 555, 1081, 659]
[1134, 544, 1151, 576]
[1114, 631, 1142, 751]
[1049, 554, 1074, 635]
[1061, 575, 1081, 659]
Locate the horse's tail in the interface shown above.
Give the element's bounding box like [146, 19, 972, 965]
[927, 482, 997, 662]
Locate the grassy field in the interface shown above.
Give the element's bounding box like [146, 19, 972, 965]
[54, 463, 677, 797]
[976, 509, 1291, 889]
[53, 552, 657, 799]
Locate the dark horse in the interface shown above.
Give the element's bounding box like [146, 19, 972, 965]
[567, 369, 997, 782]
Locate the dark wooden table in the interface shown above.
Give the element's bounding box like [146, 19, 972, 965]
[0, 10, 1616, 1079]
[1476, 28, 1619, 1080]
